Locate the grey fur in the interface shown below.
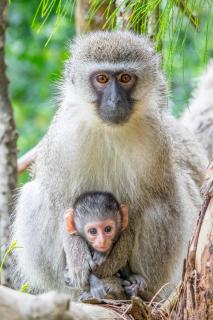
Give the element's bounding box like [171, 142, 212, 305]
[12, 31, 208, 300]
[181, 60, 213, 160]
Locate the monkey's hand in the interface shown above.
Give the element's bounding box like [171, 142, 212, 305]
[63, 234, 95, 289]
[123, 274, 147, 298]
[80, 274, 111, 300]
[92, 251, 109, 269]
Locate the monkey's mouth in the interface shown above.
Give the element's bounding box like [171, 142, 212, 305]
[95, 246, 109, 252]
[96, 106, 133, 125]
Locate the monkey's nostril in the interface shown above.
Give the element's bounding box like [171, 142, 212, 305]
[107, 100, 117, 110]
[113, 97, 121, 105]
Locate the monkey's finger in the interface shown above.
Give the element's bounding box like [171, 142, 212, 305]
[93, 287, 107, 299]
[135, 278, 146, 289]
[131, 284, 138, 290]
[122, 280, 131, 286]
[124, 286, 134, 297]
[80, 291, 93, 301]
[138, 281, 146, 289]
[126, 284, 139, 297]
[88, 259, 96, 271]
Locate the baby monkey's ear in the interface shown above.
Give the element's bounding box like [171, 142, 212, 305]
[65, 208, 78, 234]
[120, 204, 129, 231]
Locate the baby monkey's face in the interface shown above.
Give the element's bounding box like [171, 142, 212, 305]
[84, 218, 117, 253]
[65, 199, 128, 254]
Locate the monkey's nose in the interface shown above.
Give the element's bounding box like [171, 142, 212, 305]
[98, 236, 106, 246]
[107, 98, 120, 110]
[99, 239, 106, 246]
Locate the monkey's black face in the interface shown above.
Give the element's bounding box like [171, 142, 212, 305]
[91, 71, 137, 125]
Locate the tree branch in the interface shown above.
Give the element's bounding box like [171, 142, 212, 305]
[0, 0, 18, 286]
[0, 285, 148, 319]
[170, 158, 213, 319]
[17, 146, 37, 174]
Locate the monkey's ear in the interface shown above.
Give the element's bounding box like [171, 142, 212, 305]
[120, 204, 129, 231]
[65, 209, 78, 234]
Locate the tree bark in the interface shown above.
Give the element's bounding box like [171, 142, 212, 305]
[0, 0, 17, 286]
[169, 160, 213, 319]
[75, 0, 115, 35]
[0, 285, 144, 320]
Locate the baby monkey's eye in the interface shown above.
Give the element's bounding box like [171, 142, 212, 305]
[104, 226, 112, 233]
[96, 74, 109, 84]
[89, 228, 97, 235]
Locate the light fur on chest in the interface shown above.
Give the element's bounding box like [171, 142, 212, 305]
[55, 112, 154, 207]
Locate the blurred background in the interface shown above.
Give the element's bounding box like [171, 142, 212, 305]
[5, 0, 213, 184]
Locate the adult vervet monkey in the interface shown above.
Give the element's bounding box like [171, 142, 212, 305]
[13, 31, 208, 300]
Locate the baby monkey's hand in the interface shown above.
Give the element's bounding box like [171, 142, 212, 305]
[92, 251, 109, 269]
[63, 253, 96, 288]
[80, 274, 110, 300]
[123, 274, 147, 298]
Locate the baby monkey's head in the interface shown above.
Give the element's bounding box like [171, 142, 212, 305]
[65, 191, 128, 253]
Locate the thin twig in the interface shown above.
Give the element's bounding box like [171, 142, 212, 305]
[148, 283, 171, 307]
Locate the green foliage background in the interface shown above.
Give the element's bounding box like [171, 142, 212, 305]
[6, 1, 75, 183]
[5, 1, 213, 184]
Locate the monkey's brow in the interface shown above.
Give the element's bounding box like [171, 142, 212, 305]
[85, 62, 138, 73]
[93, 69, 136, 74]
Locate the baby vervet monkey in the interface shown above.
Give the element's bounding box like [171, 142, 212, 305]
[64, 191, 145, 299]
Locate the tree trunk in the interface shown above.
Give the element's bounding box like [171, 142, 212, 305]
[169, 160, 213, 319]
[0, 0, 17, 286]
[75, 0, 115, 35]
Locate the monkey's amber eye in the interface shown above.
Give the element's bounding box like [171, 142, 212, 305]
[88, 228, 97, 235]
[95, 74, 109, 84]
[119, 74, 132, 84]
[104, 226, 112, 233]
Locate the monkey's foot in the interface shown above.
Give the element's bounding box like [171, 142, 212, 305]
[123, 283, 139, 298]
[80, 284, 109, 301]
[80, 274, 112, 300]
[123, 274, 147, 298]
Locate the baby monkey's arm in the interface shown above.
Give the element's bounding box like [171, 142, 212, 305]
[63, 233, 95, 289]
[93, 225, 134, 278]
